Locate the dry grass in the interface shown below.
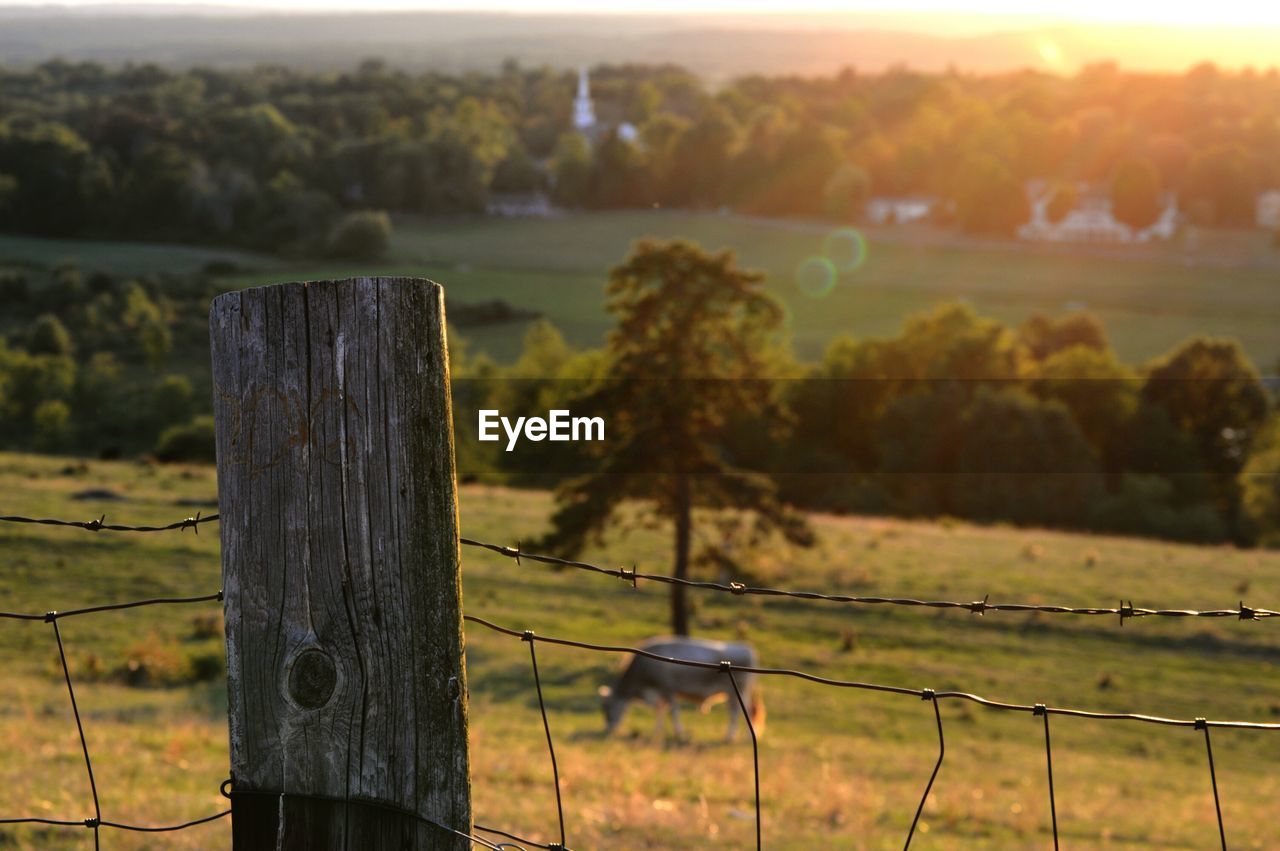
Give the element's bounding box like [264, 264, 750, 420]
[3, 454, 1280, 848]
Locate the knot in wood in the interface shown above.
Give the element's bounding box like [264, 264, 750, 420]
[288, 647, 337, 710]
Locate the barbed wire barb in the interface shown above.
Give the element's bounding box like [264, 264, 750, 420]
[0, 512, 220, 533]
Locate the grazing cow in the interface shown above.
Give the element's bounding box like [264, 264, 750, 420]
[598, 636, 766, 741]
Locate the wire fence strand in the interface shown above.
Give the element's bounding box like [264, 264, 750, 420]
[467, 611, 1280, 850]
[4, 512, 1275, 623]
[4, 509, 1279, 847]
[0, 509, 555, 849]
[459, 537, 1280, 624]
[0, 511, 219, 534]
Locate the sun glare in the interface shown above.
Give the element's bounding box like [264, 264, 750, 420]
[1036, 38, 1063, 68]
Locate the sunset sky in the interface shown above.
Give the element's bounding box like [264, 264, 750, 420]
[4, 0, 1280, 28]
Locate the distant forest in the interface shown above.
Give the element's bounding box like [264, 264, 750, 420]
[1, 59, 1278, 254]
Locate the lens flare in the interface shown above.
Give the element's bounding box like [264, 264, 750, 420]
[795, 256, 837, 299]
[821, 228, 868, 273]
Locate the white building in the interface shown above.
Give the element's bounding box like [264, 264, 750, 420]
[866, 196, 937, 225]
[571, 67, 638, 146]
[1019, 182, 1178, 244]
[573, 67, 596, 132]
[1258, 191, 1280, 229]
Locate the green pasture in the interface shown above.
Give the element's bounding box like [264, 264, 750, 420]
[234, 212, 1280, 368]
[1, 452, 1279, 848]
[4, 213, 1279, 368]
[0, 233, 281, 278]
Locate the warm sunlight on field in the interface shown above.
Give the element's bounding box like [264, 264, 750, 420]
[4, 457, 1280, 848]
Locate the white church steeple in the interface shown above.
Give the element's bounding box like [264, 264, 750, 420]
[573, 66, 596, 131]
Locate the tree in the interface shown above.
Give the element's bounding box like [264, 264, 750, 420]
[1239, 422, 1280, 547]
[490, 144, 545, 194]
[326, 210, 392, 260]
[119, 282, 172, 368]
[0, 117, 112, 236]
[27, 314, 74, 357]
[1142, 338, 1270, 535]
[33, 399, 72, 452]
[1045, 182, 1077, 224]
[1110, 158, 1162, 230]
[1017, 312, 1108, 361]
[0, 173, 15, 213]
[586, 130, 649, 208]
[1028, 344, 1138, 477]
[665, 106, 738, 209]
[822, 162, 871, 221]
[951, 388, 1104, 527]
[550, 132, 591, 207]
[1186, 144, 1257, 226]
[952, 153, 1030, 236]
[154, 415, 216, 463]
[152, 374, 194, 429]
[538, 239, 813, 635]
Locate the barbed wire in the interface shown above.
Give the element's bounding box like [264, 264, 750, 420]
[466, 611, 1280, 850]
[0, 510, 564, 850]
[0, 511, 219, 534]
[3, 508, 1276, 847]
[0, 584, 231, 848]
[4, 513, 1275, 625]
[460, 537, 1280, 624]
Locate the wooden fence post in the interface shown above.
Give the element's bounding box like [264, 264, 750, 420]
[210, 277, 470, 849]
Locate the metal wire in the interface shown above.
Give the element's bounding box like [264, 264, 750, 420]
[467, 612, 1280, 849]
[3, 513, 1274, 623]
[464, 614, 1280, 730]
[0, 595, 233, 840]
[723, 664, 761, 851]
[460, 537, 1280, 624]
[225, 786, 544, 850]
[903, 692, 943, 850]
[523, 631, 567, 851]
[50, 617, 101, 850]
[0, 513, 231, 840]
[0, 511, 218, 533]
[0, 508, 551, 848]
[1037, 704, 1060, 850]
[1198, 719, 1228, 850]
[3, 509, 1274, 846]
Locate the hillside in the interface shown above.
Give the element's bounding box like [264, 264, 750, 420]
[1, 452, 1278, 848]
[1, 10, 1278, 76]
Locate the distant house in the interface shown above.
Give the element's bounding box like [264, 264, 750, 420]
[486, 193, 554, 218]
[1019, 181, 1178, 244]
[1258, 191, 1280, 229]
[866, 196, 938, 225]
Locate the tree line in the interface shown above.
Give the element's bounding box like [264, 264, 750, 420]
[448, 243, 1279, 551]
[2, 59, 1278, 248]
[1, 247, 1278, 551]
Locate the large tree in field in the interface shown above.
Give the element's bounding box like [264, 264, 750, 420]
[538, 239, 813, 635]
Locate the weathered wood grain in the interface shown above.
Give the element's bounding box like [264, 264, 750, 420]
[210, 277, 469, 849]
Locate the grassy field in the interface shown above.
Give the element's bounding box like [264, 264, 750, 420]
[4, 213, 1278, 370]
[220, 212, 1280, 368]
[2, 452, 1280, 848]
[0, 233, 282, 278]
